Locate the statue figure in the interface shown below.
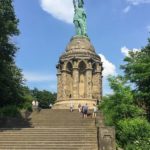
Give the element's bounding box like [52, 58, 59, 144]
[73, 0, 87, 36]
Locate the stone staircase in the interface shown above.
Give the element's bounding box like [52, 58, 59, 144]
[0, 109, 98, 150]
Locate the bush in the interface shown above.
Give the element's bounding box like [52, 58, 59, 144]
[100, 76, 150, 149]
[23, 103, 32, 112]
[117, 118, 150, 150]
[0, 105, 21, 118]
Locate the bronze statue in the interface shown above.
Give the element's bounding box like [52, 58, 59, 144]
[73, 0, 87, 36]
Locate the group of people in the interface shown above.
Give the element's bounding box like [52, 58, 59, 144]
[32, 100, 40, 111]
[70, 103, 98, 118]
[80, 103, 97, 118]
[32, 100, 39, 108]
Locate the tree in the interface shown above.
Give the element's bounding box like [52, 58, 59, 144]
[117, 118, 150, 150]
[0, 0, 24, 107]
[101, 76, 143, 125]
[100, 76, 150, 149]
[121, 39, 150, 118]
[21, 86, 34, 111]
[32, 88, 56, 108]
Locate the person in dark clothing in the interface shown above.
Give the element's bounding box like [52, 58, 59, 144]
[83, 103, 88, 118]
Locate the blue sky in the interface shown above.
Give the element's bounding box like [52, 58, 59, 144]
[14, 0, 150, 94]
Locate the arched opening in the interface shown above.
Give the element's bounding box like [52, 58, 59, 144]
[66, 62, 73, 98]
[79, 61, 86, 73]
[67, 62, 73, 73]
[78, 61, 86, 98]
[92, 63, 96, 74]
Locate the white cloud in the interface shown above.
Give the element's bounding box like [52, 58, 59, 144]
[23, 71, 56, 82]
[123, 6, 131, 13]
[121, 46, 130, 56]
[121, 46, 140, 57]
[40, 0, 74, 24]
[99, 54, 117, 77]
[124, 0, 150, 12]
[127, 0, 150, 5]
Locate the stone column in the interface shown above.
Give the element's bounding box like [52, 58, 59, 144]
[72, 60, 79, 99]
[99, 64, 103, 101]
[61, 70, 67, 100]
[95, 63, 101, 101]
[73, 68, 79, 99]
[61, 62, 67, 100]
[57, 71, 61, 101]
[100, 73, 103, 101]
[93, 72, 101, 100]
[86, 68, 92, 99]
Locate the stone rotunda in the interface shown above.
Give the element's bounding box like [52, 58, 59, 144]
[53, 36, 103, 109]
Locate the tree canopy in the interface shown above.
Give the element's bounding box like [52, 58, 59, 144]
[101, 76, 143, 125]
[0, 0, 25, 107]
[101, 76, 150, 150]
[121, 39, 150, 118]
[101, 37, 150, 149]
[32, 88, 56, 108]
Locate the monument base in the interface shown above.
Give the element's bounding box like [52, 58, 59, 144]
[53, 99, 97, 109]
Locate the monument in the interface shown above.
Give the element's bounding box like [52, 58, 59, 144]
[53, 0, 103, 109]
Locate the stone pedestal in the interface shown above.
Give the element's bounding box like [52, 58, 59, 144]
[53, 36, 103, 109]
[98, 127, 116, 150]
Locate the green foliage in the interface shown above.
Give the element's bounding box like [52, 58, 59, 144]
[0, 0, 24, 108]
[101, 76, 143, 125]
[21, 86, 34, 111]
[0, 105, 20, 118]
[121, 39, 150, 116]
[22, 86, 34, 101]
[32, 88, 56, 108]
[23, 103, 32, 112]
[0, 0, 19, 62]
[117, 118, 150, 150]
[100, 76, 150, 149]
[0, 64, 25, 107]
[101, 38, 150, 149]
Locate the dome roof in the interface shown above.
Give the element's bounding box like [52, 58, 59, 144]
[66, 36, 95, 53]
[59, 36, 101, 64]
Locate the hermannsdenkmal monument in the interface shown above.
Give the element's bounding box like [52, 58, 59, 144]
[0, 1, 116, 149]
[53, 0, 103, 109]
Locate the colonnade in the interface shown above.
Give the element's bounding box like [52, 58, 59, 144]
[56, 60, 102, 102]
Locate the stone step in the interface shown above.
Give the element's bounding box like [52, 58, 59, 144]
[0, 109, 98, 150]
[0, 132, 96, 135]
[0, 148, 97, 150]
[0, 134, 96, 137]
[30, 124, 94, 126]
[0, 130, 96, 133]
[0, 142, 97, 149]
[0, 141, 97, 144]
[0, 145, 97, 149]
[30, 119, 94, 121]
[30, 120, 94, 122]
[30, 121, 95, 123]
[29, 123, 93, 128]
[0, 128, 96, 131]
[0, 127, 96, 129]
[31, 118, 93, 120]
[0, 146, 97, 150]
[0, 138, 97, 141]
